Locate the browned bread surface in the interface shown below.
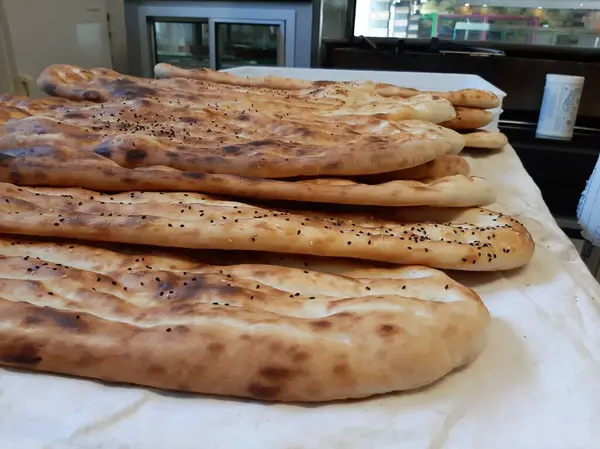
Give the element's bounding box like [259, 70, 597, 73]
[0, 98, 495, 207]
[154, 63, 501, 109]
[352, 154, 470, 183]
[37, 64, 456, 124]
[0, 183, 533, 271]
[0, 235, 490, 402]
[0, 95, 453, 179]
[440, 107, 494, 130]
[464, 131, 509, 150]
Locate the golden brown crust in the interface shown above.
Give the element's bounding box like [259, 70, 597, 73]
[352, 155, 469, 183]
[464, 131, 509, 150]
[154, 63, 501, 109]
[375, 86, 501, 110]
[0, 182, 533, 270]
[0, 103, 492, 207]
[0, 98, 453, 179]
[440, 107, 494, 130]
[37, 64, 456, 124]
[0, 235, 490, 402]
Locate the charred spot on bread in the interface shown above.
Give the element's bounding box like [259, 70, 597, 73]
[223, 145, 242, 155]
[182, 172, 206, 180]
[310, 320, 333, 329]
[378, 324, 400, 337]
[125, 148, 148, 164]
[1, 342, 42, 365]
[63, 111, 86, 120]
[259, 366, 293, 381]
[43, 81, 58, 97]
[332, 363, 350, 377]
[33, 308, 89, 332]
[93, 144, 112, 158]
[82, 90, 102, 102]
[207, 342, 225, 353]
[247, 382, 281, 399]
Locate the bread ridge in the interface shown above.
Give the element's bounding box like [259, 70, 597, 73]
[153, 63, 501, 109]
[351, 154, 469, 182]
[0, 182, 533, 271]
[0, 124, 495, 207]
[37, 64, 456, 124]
[440, 107, 494, 130]
[0, 101, 454, 179]
[0, 235, 490, 402]
[464, 131, 509, 150]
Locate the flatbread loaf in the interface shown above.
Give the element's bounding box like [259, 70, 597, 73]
[464, 131, 509, 150]
[351, 154, 469, 183]
[0, 116, 493, 208]
[154, 63, 501, 109]
[0, 102, 454, 179]
[0, 183, 533, 270]
[0, 152, 494, 207]
[440, 107, 494, 130]
[37, 64, 456, 124]
[0, 235, 490, 402]
[0, 95, 466, 156]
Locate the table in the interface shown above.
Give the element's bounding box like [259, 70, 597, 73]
[1, 73, 600, 449]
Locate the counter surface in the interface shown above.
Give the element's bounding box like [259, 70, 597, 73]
[1, 70, 599, 449]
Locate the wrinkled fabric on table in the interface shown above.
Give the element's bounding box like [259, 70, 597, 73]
[1, 73, 600, 449]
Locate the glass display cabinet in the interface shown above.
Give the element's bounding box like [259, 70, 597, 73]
[126, 2, 311, 78]
[152, 20, 210, 69]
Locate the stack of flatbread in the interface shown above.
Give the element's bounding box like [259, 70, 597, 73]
[154, 63, 509, 151]
[0, 64, 532, 403]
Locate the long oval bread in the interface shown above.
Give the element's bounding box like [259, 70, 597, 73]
[0, 105, 453, 179]
[440, 107, 494, 130]
[37, 64, 456, 124]
[0, 183, 533, 270]
[0, 114, 495, 207]
[0, 236, 490, 402]
[154, 63, 501, 109]
[352, 154, 469, 183]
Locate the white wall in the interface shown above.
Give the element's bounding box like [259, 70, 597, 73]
[2, 0, 113, 97]
[106, 0, 128, 74]
[0, 0, 16, 93]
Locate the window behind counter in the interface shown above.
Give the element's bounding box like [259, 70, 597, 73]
[353, 0, 600, 50]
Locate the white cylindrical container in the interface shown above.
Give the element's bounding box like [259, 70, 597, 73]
[536, 74, 585, 140]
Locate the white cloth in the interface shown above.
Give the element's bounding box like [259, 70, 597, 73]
[2, 72, 600, 448]
[2, 147, 600, 449]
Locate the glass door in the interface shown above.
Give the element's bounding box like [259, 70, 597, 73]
[151, 19, 210, 69]
[212, 20, 284, 70]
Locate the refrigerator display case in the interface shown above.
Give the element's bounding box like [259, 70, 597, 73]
[125, 1, 312, 78]
[152, 20, 210, 69]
